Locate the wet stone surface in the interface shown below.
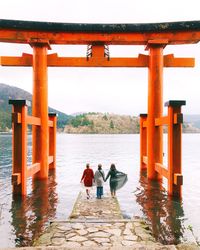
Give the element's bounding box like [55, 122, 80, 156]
[35, 220, 161, 248]
[32, 192, 199, 249]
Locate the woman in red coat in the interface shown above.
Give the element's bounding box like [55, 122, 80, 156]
[81, 163, 94, 199]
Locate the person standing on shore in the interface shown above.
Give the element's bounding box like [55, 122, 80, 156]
[94, 164, 105, 199]
[80, 163, 94, 199]
[105, 163, 127, 198]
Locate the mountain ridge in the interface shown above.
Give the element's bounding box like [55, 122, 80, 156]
[64, 112, 200, 134]
[0, 83, 71, 131]
[0, 83, 200, 133]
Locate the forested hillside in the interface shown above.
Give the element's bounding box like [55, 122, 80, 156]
[1, 83, 199, 133]
[64, 112, 200, 134]
[0, 83, 71, 131]
[64, 113, 140, 134]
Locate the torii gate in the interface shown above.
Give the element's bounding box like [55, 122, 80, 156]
[0, 19, 198, 197]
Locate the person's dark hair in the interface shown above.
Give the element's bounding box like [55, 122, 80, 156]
[98, 164, 102, 170]
[110, 163, 116, 171]
[86, 163, 90, 168]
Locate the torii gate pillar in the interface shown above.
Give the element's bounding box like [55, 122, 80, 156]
[31, 41, 49, 179]
[147, 40, 167, 180]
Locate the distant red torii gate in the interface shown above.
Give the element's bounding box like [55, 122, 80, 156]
[0, 19, 198, 197]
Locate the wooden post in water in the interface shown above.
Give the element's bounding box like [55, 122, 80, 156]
[140, 114, 147, 171]
[31, 41, 49, 179]
[49, 113, 57, 169]
[9, 100, 30, 196]
[166, 100, 185, 198]
[146, 40, 167, 180]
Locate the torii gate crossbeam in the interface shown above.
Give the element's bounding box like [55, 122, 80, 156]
[1, 19, 200, 45]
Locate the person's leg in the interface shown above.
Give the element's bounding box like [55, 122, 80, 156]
[113, 183, 117, 197]
[97, 187, 100, 199]
[96, 187, 99, 198]
[86, 188, 90, 199]
[99, 187, 102, 199]
[110, 187, 114, 197]
[99, 186, 103, 199]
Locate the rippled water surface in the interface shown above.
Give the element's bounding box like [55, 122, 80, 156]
[0, 133, 200, 247]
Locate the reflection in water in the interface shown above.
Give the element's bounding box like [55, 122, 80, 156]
[10, 170, 58, 247]
[1, 134, 200, 247]
[135, 172, 185, 245]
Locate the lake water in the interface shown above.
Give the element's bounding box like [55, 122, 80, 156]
[0, 133, 200, 247]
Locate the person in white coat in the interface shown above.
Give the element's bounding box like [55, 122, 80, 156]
[94, 164, 105, 199]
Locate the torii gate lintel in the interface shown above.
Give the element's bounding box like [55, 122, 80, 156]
[0, 48, 195, 68]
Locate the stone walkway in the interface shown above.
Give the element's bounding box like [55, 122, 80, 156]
[1, 191, 199, 249]
[32, 191, 198, 249]
[69, 192, 123, 220]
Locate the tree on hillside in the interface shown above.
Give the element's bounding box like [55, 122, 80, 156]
[70, 114, 93, 127]
[103, 114, 108, 120]
[90, 120, 94, 129]
[110, 120, 114, 129]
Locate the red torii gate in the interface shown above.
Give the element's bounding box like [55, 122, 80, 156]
[0, 19, 198, 197]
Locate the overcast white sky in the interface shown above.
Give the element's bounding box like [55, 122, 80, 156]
[0, 0, 200, 115]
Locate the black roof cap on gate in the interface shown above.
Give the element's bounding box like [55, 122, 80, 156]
[9, 99, 31, 106]
[48, 113, 57, 117]
[1, 19, 200, 33]
[165, 100, 186, 107]
[139, 114, 147, 117]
